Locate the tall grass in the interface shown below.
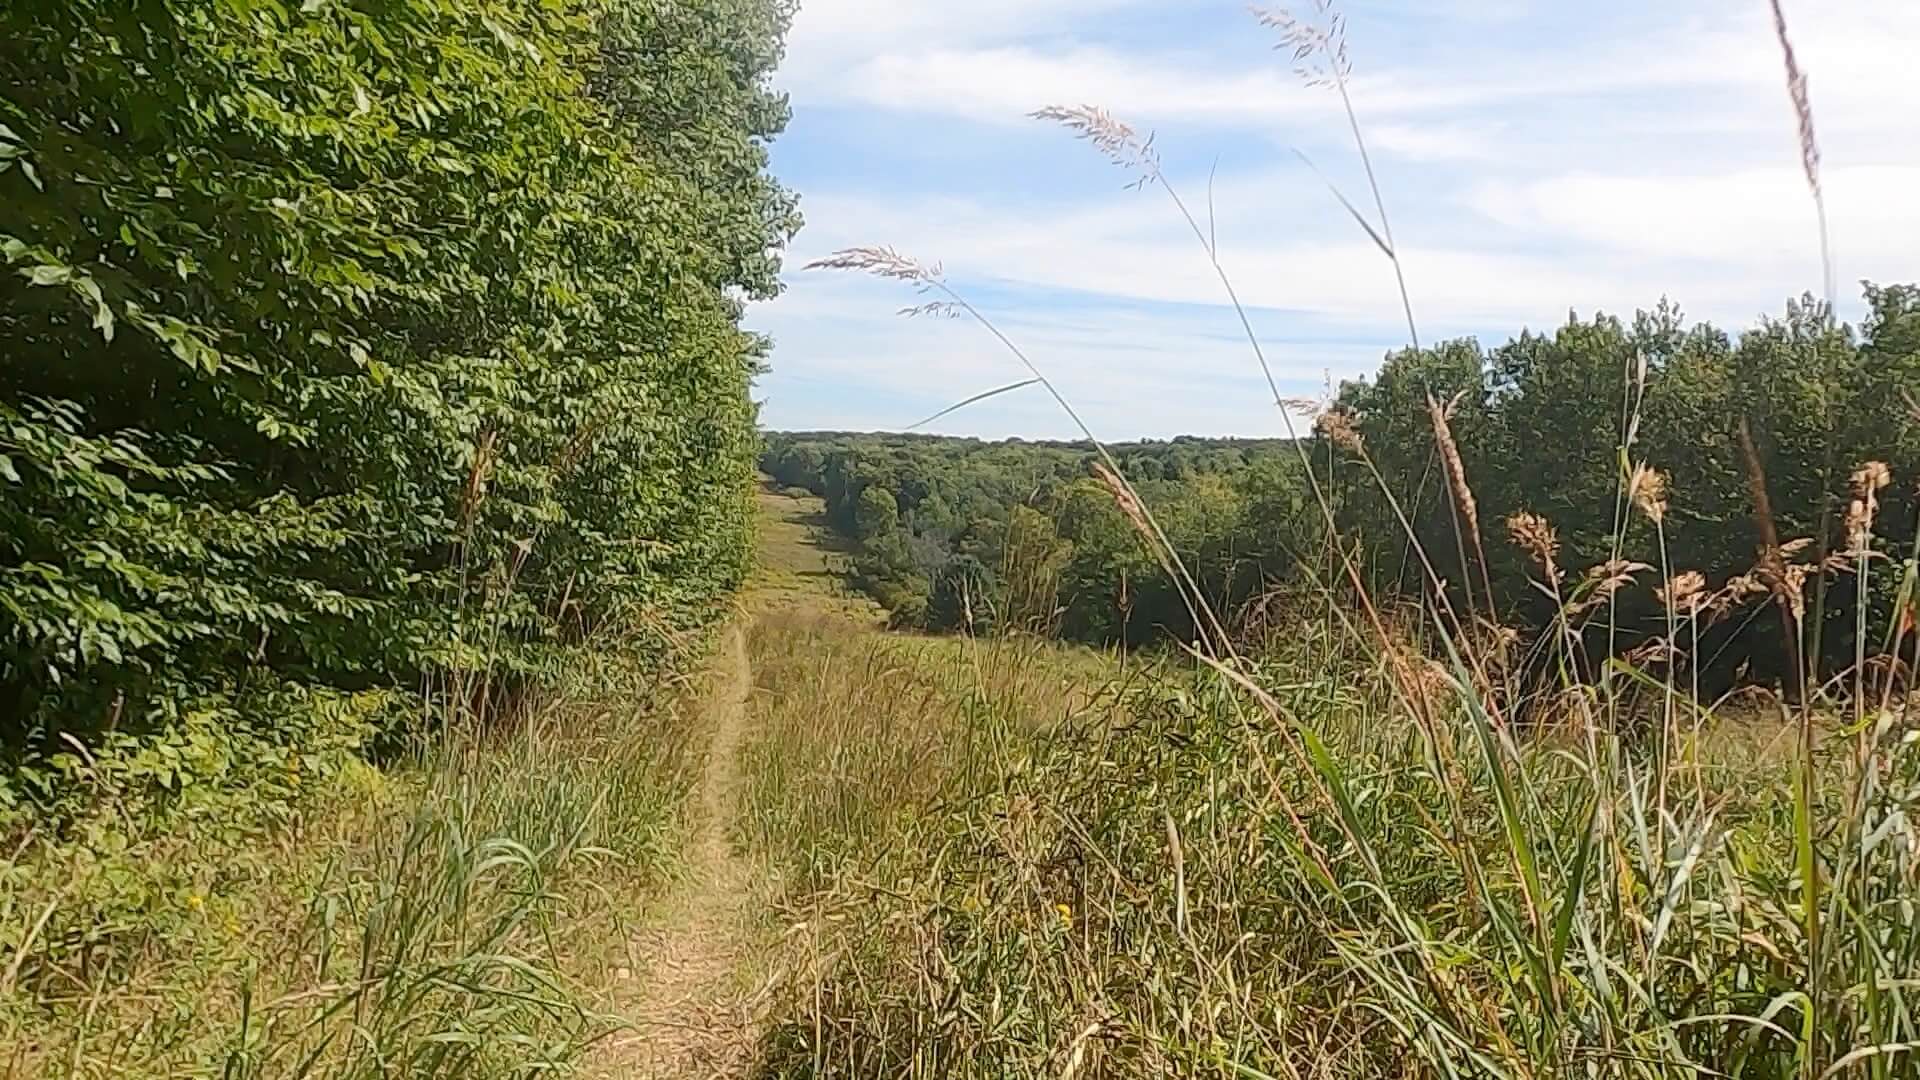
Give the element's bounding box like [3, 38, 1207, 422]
[737, 609, 1137, 892]
[777, 1, 1920, 1076]
[0, 639, 706, 1077]
[756, 610, 1917, 1077]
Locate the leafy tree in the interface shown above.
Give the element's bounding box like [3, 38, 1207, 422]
[1, 0, 796, 825]
[766, 283, 1920, 687]
[926, 555, 995, 635]
[854, 485, 899, 541]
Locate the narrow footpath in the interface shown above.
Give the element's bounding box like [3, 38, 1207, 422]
[593, 624, 760, 1078]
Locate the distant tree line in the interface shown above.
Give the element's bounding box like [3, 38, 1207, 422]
[766, 287, 1920, 690]
[762, 433, 1321, 644]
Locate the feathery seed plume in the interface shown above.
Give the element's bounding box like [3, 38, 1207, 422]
[1030, 106, 1160, 185]
[1767, 0, 1834, 306]
[1426, 393, 1481, 548]
[805, 246, 943, 285]
[1627, 463, 1668, 524]
[1251, 1, 1351, 88]
[1506, 511, 1560, 582]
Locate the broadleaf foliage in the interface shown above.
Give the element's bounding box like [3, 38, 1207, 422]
[0, 0, 796, 828]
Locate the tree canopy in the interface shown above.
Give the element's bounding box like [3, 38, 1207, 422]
[768, 286, 1920, 693]
[1, 0, 796, 826]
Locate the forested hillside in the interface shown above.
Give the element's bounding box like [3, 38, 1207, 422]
[1, 0, 793, 841]
[767, 288, 1920, 689]
[762, 431, 1319, 641]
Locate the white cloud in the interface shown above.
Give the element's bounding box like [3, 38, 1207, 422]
[758, 0, 1920, 436]
[812, 44, 1332, 129]
[783, 1, 1920, 145]
[780, 149, 1905, 334]
[1470, 164, 1920, 301]
[780, 0, 1153, 90]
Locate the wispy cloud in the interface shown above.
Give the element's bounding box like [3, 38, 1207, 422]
[753, 0, 1920, 439]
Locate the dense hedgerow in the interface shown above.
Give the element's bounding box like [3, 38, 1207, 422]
[0, 0, 796, 827]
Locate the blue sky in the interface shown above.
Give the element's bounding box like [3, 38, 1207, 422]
[747, 0, 1920, 440]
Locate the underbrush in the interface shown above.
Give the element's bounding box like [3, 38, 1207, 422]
[752, 617, 1919, 1077]
[0, 644, 706, 1078]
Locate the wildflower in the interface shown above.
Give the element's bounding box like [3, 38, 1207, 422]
[1055, 902, 1073, 927]
[186, 893, 204, 911]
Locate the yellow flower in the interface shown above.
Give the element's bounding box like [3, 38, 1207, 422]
[186, 893, 204, 911]
[1055, 903, 1073, 927]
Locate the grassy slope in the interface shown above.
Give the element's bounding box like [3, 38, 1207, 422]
[736, 489, 1918, 1078]
[737, 485, 1178, 1076]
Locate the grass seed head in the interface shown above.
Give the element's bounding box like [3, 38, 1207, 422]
[1030, 105, 1161, 182]
[1851, 460, 1892, 497]
[1315, 407, 1365, 453]
[1767, 0, 1822, 199]
[1251, 1, 1352, 88]
[1845, 461, 1892, 551]
[806, 246, 944, 285]
[1506, 511, 1560, 581]
[1426, 392, 1481, 545]
[1628, 463, 1669, 524]
[1660, 570, 1708, 615]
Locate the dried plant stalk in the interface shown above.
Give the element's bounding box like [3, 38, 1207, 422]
[1767, 0, 1835, 307]
[1736, 417, 1807, 691]
[1427, 392, 1494, 612]
[1506, 511, 1560, 583]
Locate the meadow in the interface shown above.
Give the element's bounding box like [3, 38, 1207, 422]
[5, 0, 1917, 1077]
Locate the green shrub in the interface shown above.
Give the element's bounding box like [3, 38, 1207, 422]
[0, 0, 794, 831]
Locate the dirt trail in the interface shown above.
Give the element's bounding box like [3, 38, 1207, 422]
[591, 485, 864, 1078]
[594, 623, 761, 1079]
